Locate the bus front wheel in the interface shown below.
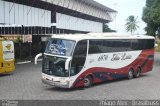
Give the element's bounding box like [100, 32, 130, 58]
[128, 69, 134, 79]
[84, 76, 93, 88]
[134, 67, 141, 78]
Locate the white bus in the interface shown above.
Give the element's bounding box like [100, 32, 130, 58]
[41, 33, 155, 88]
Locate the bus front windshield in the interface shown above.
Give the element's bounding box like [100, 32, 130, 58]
[45, 39, 75, 56]
[43, 39, 76, 77]
[43, 55, 69, 77]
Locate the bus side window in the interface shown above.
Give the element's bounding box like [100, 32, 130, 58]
[122, 40, 132, 51]
[70, 40, 87, 76]
[147, 39, 155, 49]
[131, 39, 139, 50]
[89, 40, 103, 54]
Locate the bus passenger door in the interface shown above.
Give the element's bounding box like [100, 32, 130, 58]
[70, 40, 87, 77]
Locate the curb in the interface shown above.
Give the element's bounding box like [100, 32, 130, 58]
[16, 61, 32, 65]
[16, 59, 42, 65]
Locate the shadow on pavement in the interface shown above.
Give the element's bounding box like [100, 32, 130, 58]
[0, 73, 14, 77]
[42, 74, 149, 92]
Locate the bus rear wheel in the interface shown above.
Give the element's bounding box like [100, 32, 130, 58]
[134, 68, 141, 78]
[128, 69, 134, 79]
[84, 76, 93, 88]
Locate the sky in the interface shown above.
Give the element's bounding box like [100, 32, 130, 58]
[95, 0, 146, 34]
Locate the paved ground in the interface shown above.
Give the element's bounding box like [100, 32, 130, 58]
[0, 53, 160, 100]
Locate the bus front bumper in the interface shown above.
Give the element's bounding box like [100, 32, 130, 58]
[41, 78, 70, 88]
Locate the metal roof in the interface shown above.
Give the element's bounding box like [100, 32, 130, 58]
[40, 0, 116, 21]
[85, 0, 117, 12]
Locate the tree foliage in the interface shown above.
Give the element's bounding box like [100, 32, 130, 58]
[103, 23, 116, 32]
[125, 16, 139, 35]
[142, 0, 160, 36]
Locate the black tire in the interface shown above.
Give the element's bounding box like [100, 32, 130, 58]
[128, 69, 134, 79]
[134, 68, 141, 78]
[84, 76, 93, 88]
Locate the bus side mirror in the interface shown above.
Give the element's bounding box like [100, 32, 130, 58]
[65, 57, 71, 70]
[35, 53, 43, 64]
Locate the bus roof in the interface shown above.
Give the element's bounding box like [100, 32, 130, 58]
[51, 33, 155, 42]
